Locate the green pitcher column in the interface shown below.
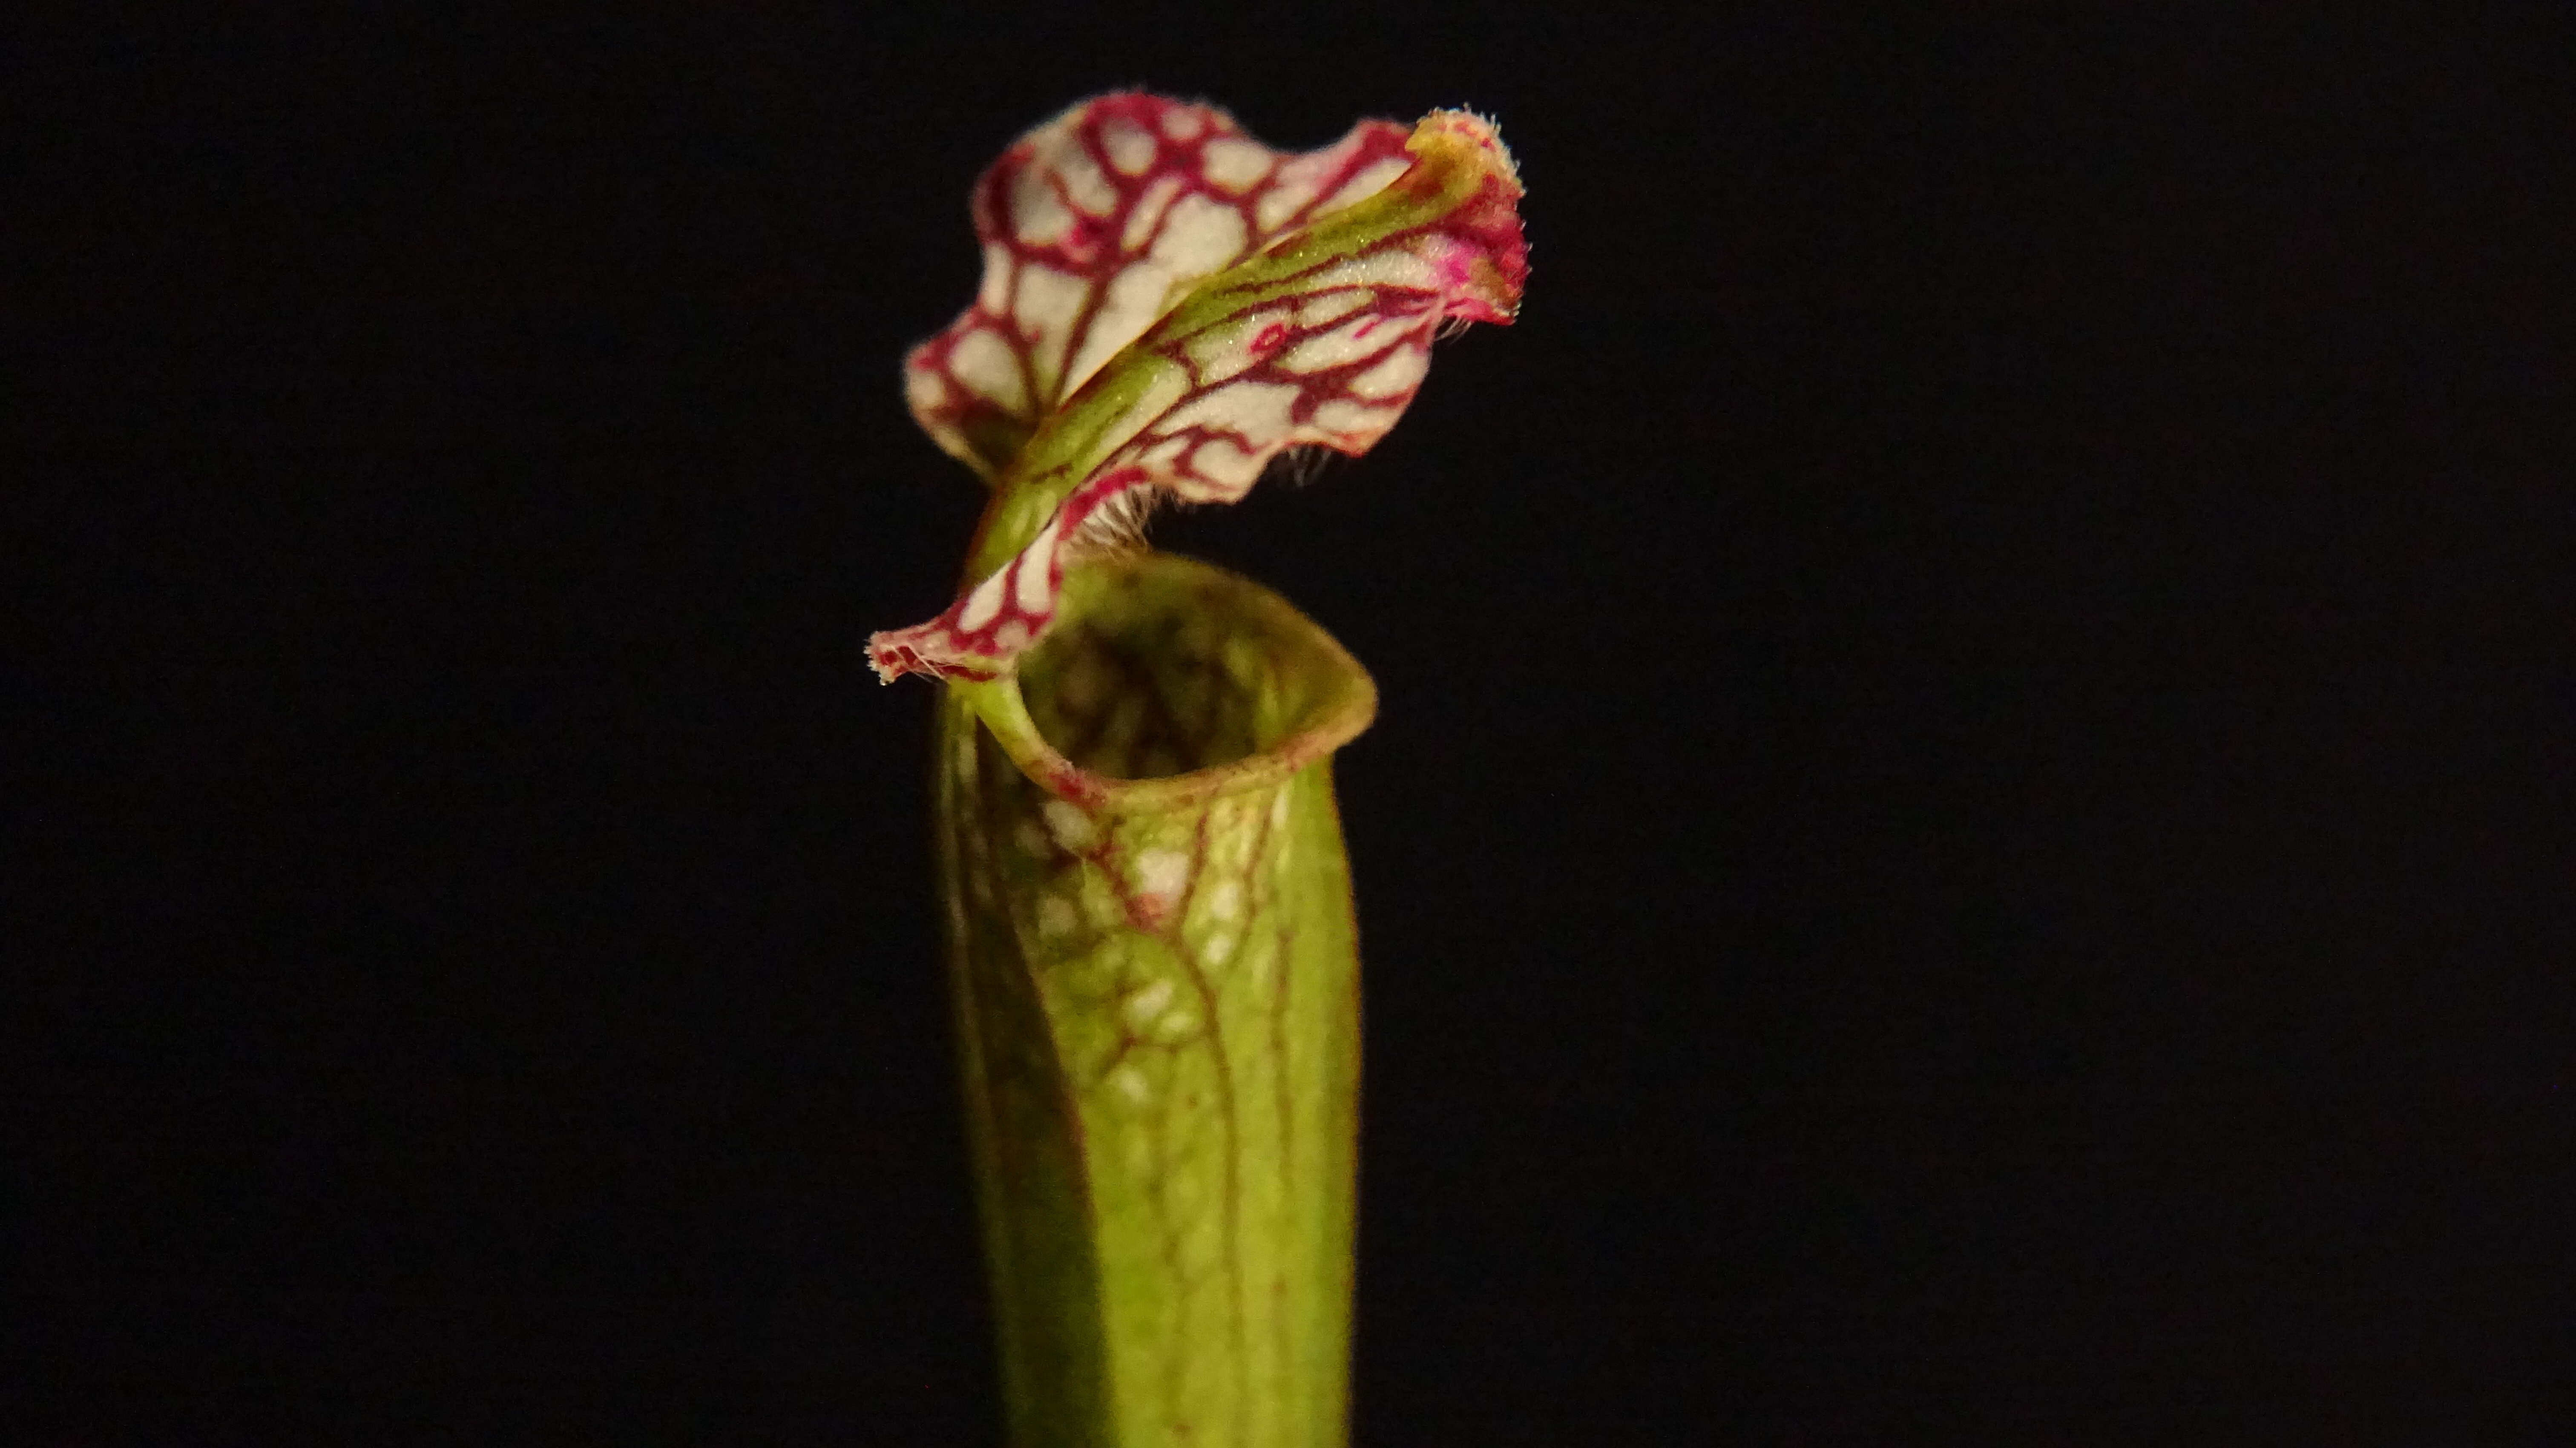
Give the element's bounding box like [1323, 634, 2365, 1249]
[868, 92, 1525, 1448]
[941, 554, 1375, 1448]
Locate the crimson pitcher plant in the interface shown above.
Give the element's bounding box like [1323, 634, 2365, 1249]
[871, 92, 1528, 1448]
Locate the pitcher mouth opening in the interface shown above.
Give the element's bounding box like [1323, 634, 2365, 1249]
[956, 552, 1377, 816]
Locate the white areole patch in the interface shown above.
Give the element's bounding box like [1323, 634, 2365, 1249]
[1278, 312, 1400, 374]
[1138, 434, 1190, 472]
[1309, 398, 1394, 436]
[1203, 878, 1243, 923]
[1110, 1063, 1151, 1103]
[1255, 149, 1339, 230]
[1009, 166, 1075, 247]
[1063, 263, 1175, 398]
[1124, 978, 1176, 1029]
[1155, 379, 1300, 442]
[1298, 249, 1438, 294]
[905, 365, 947, 415]
[1315, 155, 1412, 217]
[1012, 263, 1092, 395]
[1297, 289, 1374, 328]
[1101, 118, 1157, 175]
[1055, 149, 1118, 217]
[1200, 136, 1273, 193]
[1041, 799, 1097, 850]
[1203, 932, 1237, 968]
[1012, 516, 1061, 613]
[1134, 847, 1192, 901]
[949, 327, 1027, 412]
[1346, 343, 1430, 399]
[1159, 107, 1205, 142]
[1150, 193, 1249, 279]
[977, 242, 1014, 313]
[957, 570, 1007, 631]
[1121, 172, 1184, 253]
[1187, 438, 1262, 494]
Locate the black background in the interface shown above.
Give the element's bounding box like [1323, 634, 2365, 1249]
[22, 6, 2575, 1442]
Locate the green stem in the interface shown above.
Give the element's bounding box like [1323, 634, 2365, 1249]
[938, 551, 1377, 1448]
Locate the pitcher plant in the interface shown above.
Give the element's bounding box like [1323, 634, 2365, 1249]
[870, 92, 1529, 1448]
